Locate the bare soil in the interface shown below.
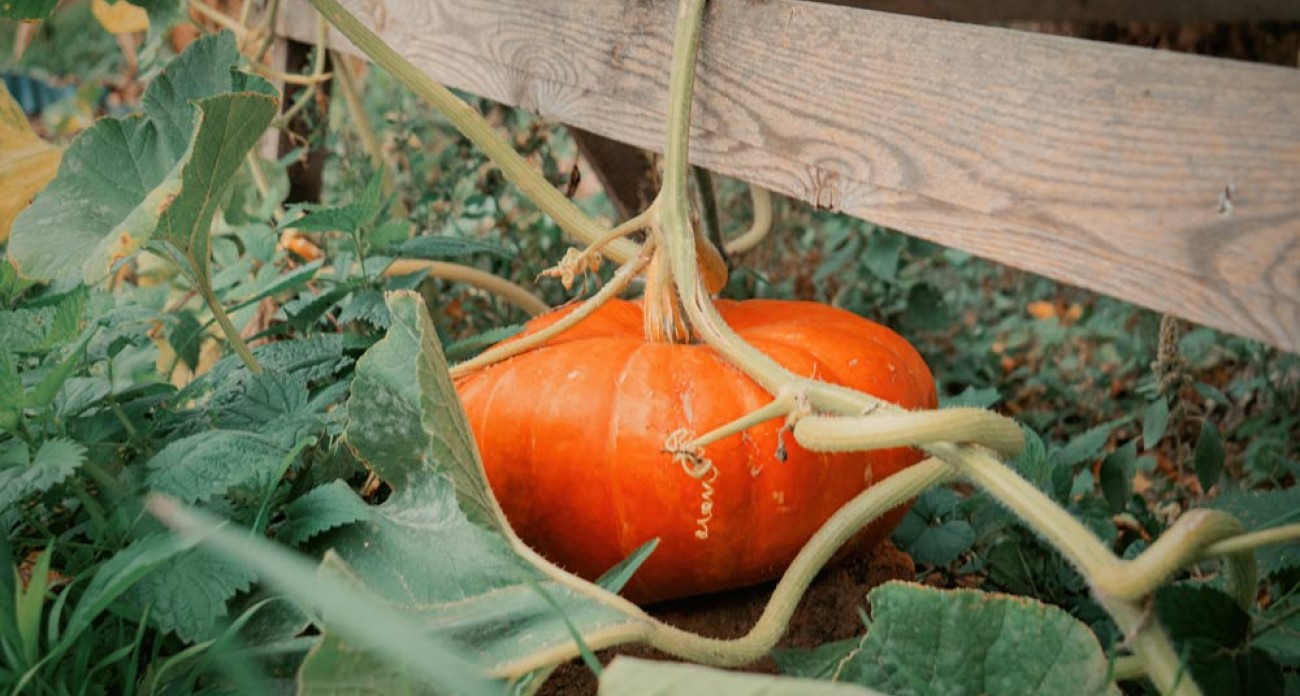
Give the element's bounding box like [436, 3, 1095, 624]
[540, 541, 915, 695]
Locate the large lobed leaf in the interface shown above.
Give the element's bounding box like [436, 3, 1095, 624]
[0, 83, 61, 242]
[342, 290, 498, 529]
[295, 291, 637, 687]
[7, 31, 278, 284]
[775, 582, 1119, 696]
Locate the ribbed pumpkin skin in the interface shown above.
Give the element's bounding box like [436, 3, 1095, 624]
[454, 299, 936, 603]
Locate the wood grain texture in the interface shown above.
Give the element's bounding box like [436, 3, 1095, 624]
[281, 0, 1300, 352]
[811, 0, 1300, 22]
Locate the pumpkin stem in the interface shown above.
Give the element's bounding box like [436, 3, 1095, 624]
[642, 247, 692, 343]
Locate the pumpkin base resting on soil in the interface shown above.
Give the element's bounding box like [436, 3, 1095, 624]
[455, 299, 937, 603]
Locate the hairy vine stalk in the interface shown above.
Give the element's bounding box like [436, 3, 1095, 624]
[194, 275, 264, 374]
[385, 259, 549, 316]
[723, 185, 773, 255]
[291, 0, 1300, 693]
[448, 252, 652, 377]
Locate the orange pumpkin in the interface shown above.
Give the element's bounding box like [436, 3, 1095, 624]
[455, 299, 936, 602]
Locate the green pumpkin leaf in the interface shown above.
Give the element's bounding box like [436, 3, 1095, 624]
[941, 386, 1000, 409]
[601, 657, 887, 696]
[862, 229, 905, 283]
[1255, 593, 1300, 666]
[1051, 417, 1127, 469]
[307, 291, 634, 663]
[179, 334, 350, 419]
[166, 309, 204, 372]
[774, 582, 1119, 696]
[145, 502, 500, 696]
[7, 32, 278, 284]
[343, 291, 498, 529]
[287, 172, 384, 235]
[444, 324, 524, 361]
[1011, 427, 1050, 491]
[212, 370, 311, 434]
[900, 283, 949, 333]
[157, 291, 646, 693]
[335, 288, 391, 329]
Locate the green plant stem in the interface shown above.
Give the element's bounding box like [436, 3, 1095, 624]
[196, 277, 263, 374]
[272, 16, 330, 129]
[1113, 655, 1147, 682]
[1103, 597, 1201, 696]
[497, 458, 955, 676]
[303, 0, 638, 264]
[954, 455, 1258, 605]
[448, 253, 650, 377]
[1201, 524, 1300, 559]
[80, 459, 128, 500]
[68, 480, 110, 533]
[795, 408, 1025, 459]
[107, 400, 139, 442]
[725, 185, 773, 254]
[386, 259, 550, 316]
[332, 51, 382, 171]
[252, 0, 282, 63]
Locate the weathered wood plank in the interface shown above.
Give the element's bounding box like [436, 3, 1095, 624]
[280, 0, 1300, 353]
[812, 0, 1300, 22]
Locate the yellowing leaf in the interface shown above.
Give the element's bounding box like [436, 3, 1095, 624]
[91, 0, 149, 34]
[0, 85, 60, 243]
[1026, 300, 1057, 320]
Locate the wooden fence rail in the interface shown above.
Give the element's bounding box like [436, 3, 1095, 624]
[817, 1, 1300, 22]
[279, 0, 1300, 354]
